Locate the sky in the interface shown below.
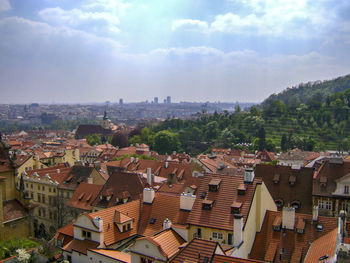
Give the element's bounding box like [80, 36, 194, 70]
[0, 0, 350, 104]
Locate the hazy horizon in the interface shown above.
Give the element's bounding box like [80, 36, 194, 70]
[1, 0, 350, 104]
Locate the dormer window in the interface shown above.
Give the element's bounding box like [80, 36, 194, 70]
[237, 184, 246, 195]
[289, 175, 296, 185]
[319, 176, 327, 187]
[275, 199, 284, 208]
[209, 178, 221, 192]
[82, 230, 91, 239]
[231, 201, 242, 214]
[272, 216, 281, 231]
[291, 200, 301, 210]
[202, 199, 214, 210]
[273, 174, 280, 184]
[344, 185, 349, 194]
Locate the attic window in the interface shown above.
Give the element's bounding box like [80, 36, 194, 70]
[296, 219, 305, 234]
[200, 192, 207, 199]
[272, 216, 282, 231]
[316, 224, 323, 231]
[291, 200, 301, 209]
[78, 193, 84, 201]
[319, 176, 327, 187]
[289, 175, 296, 185]
[237, 184, 247, 195]
[231, 201, 242, 214]
[275, 199, 284, 208]
[150, 218, 156, 224]
[202, 199, 214, 210]
[273, 174, 280, 184]
[208, 178, 222, 192]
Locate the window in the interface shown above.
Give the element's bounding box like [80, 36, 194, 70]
[342, 202, 349, 212]
[31, 192, 34, 199]
[37, 193, 41, 202]
[49, 211, 52, 220]
[345, 185, 349, 194]
[38, 208, 41, 217]
[218, 233, 223, 239]
[123, 225, 127, 232]
[42, 186, 45, 191]
[42, 208, 46, 218]
[141, 257, 153, 263]
[212, 232, 218, 239]
[31, 184, 33, 189]
[325, 201, 332, 210]
[318, 200, 324, 209]
[127, 223, 131, 230]
[53, 188, 56, 193]
[42, 194, 45, 204]
[38, 185, 40, 190]
[82, 230, 91, 239]
[26, 183, 28, 188]
[49, 187, 51, 192]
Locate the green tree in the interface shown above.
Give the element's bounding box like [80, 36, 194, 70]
[257, 127, 266, 151]
[153, 130, 180, 154]
[86, 134, 102, 146]
[281, 134, 287, 152]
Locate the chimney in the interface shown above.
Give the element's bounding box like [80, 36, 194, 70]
[233, 214, 243, 247]
[282, 207, 295, 230]
[93, 216, 104, 247]
[135, 157, 139, 163]
[180, 192, 196, 211]
[312, 206, 319, 222]
[146, 168, 153, 185]
[339, 210, 348, 240]
[143, 188, 155, 204]
[56, 169, 60, 174]
[244, 168, 255, 183]
[94, 161, 101, 170]
[87, 176, 93, 184]
[130, 157, 135, 163]
[165, 161, 168, 168]
[163, 218, 172, 230]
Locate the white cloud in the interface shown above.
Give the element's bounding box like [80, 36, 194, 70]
[172, 19, 208, 32]
[0, 0, 11, 12]
[38, 7, 120, 35]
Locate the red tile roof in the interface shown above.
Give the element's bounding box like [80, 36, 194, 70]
[250, 210, 338, 262]
[187, 173, 261, 231]
[67, 182, 103, 211]
[88, 249, 131, 262]
[139, 192, 189, 237]
[303, 228, 338, 263]
[88, 200, 141, 246]
[170, 238, 223, 263]
[26, 164, 71, 184]
[62, 239, 99, 254]
[3, 199, 28, 223]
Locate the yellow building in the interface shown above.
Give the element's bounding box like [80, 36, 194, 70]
[186, 169, 277, 259]
[0, 140, 31, 242]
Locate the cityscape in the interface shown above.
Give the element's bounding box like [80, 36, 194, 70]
[1, 0, 350, 263]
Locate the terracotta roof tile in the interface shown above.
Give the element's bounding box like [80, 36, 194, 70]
[88, 249, 130, 262]
[67, 182, 103, 211]
[170, 238, 218, 263]
[3, 199, 28, 223]
[212, 254, 267, 263]
[139, 192, 189, 237]
[303, 228, 338, 263]
[62, 239, 99, 254]
[255, 164, 314, 214]
[250, 210, 338, 263]
[187, 173, 261, 231]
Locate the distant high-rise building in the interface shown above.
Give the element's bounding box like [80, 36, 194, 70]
[119, 98, 123, 105]
[166, 96, 171, 104]
[154, 97, 158, 104]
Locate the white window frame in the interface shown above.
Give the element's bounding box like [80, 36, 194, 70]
[212, 232, 218, 239]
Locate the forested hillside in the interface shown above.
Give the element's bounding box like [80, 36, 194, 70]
[128, 74, 350, 155]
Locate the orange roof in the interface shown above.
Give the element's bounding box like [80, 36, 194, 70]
[170, 238, 219, 263]
[303, 228, 338, 263]
[62, 239, 99, 254]
[88, 200, 140, 246]
[88, 249, 130, 262]
[187, 174, 262, 231]
[212, 255, 267, 263]
[250, 210, 338, 262]
[26, 164, 71, 184]
[67, 182, 103, 211]
[139, 192, 189, 237]
[136, 229, 185, 258]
